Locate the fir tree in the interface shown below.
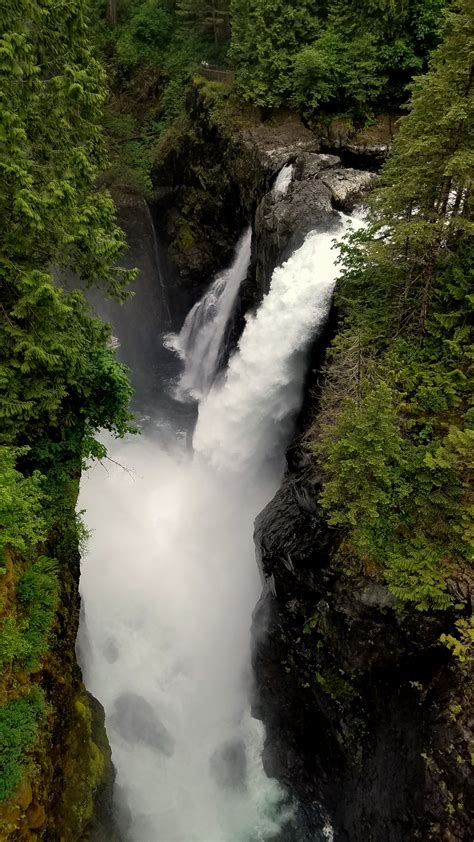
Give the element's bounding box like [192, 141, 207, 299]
[314, 0, 474, 611]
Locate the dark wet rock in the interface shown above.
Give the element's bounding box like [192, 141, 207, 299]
[239, 113, 319, 173]
[110, 693, 174, 757]
[294, 153, 341, 180]
[320, 167, 377, 212]
[210, 738, 247, 791]
[151, 83, 268, 312]
[252, 437, 473, 841]
[315, 113, 397, 169]
[253, 177, 338, 295]
[248, 152, 376, 300]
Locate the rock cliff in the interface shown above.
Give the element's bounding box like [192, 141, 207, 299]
[249, 158, 473, 841]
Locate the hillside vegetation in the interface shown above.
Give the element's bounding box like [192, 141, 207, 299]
[0, 0, 133, 828]
[313, 0, 473, 619]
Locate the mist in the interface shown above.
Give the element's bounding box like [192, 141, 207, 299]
[77, 214, 361, 840]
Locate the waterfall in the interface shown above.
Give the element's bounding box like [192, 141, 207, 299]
[145, 203, 172, 327]
[166, 228, 251, 401]
[273, 163, 294, 196]
[78, 213, 363, 842]
[194, 215, 361, 474]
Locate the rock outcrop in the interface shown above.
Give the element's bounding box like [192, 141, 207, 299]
[251, 153, 376, 297]
[242, 139, 472, 840]
[110, 694, 174, 757]
[252, 432, 473, 841]
[150, 83, 269, 313]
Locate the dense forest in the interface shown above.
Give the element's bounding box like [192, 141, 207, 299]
[314, 0, 473, 612]
[0, 0, 472, 837]
[87, 0, 449, 196]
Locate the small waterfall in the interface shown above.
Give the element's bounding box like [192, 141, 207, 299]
[78, 212, 365, 842]
[167, 228, 251, 401]
[144, 203, 172, 326]
[273, 163, 294, 196]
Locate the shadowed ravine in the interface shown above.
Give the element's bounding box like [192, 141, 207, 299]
[77, 208, 362, 841]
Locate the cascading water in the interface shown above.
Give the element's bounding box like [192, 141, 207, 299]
[78, 212, 363, 841]
[273, 163, 294, 196]
[166, 229, 252, 401]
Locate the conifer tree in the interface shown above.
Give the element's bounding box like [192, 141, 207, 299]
[177, 0, 230, 46]
[230, 0, 316, 105]
[315, 0, 474, 610]
[0, 0, 133, 446]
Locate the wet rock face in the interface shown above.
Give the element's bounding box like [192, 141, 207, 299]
[320, 167, 377, 212]
[252, 439, 473, 841]
[151, 84, 268, 312]
[110, 693, 174, 757]
[251, 153, 376, 296]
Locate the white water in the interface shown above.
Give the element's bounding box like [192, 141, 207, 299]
[78, 213, 361, 841]
[167, 229, 251, 401]
[273, 164, 294, 196]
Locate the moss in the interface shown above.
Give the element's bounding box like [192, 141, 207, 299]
[0, 475, 114, 840]
[53, 691, 109, 836]
[175, 220, 198, 254]
[315, 670, 355, 703]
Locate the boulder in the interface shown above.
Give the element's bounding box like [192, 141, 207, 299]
[320, 167, 377, 211]
[109, 693, 174, 757]
[210, 738, 247, 790]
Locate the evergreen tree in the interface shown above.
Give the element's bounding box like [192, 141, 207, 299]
[177, 0, 230, 46]
[231, 0, 446, 114]
[0, 0, 135, 805]
[0, 0, 133, 447]
[315, 0, 474, 610]
[230, 0, 316, 106]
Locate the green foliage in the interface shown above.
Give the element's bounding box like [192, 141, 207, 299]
[115, 0, 174, 68]
[314, 1, 473, 611]
[320, 383, 410, 536]
[16, 557, 60, 668]
[0, 557, 59, 671]
[231, 0, 446, 116]
[0, 689, 46, 801]
[440, 617, 474, 671]
[0, 0, 135, 804]
[0, 0, 135, 452]
[0, 448, 45, 561]
[230, 0, 316, 107]
[292, 30, 386, 117]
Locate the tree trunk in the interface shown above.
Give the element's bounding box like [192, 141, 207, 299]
[419, 259, 435, 337]
[107, 0, 118, 26]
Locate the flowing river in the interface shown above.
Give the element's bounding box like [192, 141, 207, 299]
[77, 209, 360, 841]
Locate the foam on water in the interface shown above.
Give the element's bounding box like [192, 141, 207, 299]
[78, 212, 363, 840]
[166, 229, 251, 401]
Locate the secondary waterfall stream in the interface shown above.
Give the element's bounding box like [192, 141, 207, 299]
[78, 212, 361, 841]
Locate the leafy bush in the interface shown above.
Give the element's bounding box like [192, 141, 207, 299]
[0, 689, 46, 801]
[115, 0, 174, 68]
[0, 449, 45, 561]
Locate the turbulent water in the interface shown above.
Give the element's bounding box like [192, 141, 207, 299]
[166, 229, 252, 401]
[273, 163, 294, 196]
[78, 213, 361, 841]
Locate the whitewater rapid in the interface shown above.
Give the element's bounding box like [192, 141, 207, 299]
[78, 212, 362, 841]
[167, 229, 252, 401]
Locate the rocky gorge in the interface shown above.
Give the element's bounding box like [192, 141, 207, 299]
[159, 89, 472, 842]
[2, 79, 470, 842]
